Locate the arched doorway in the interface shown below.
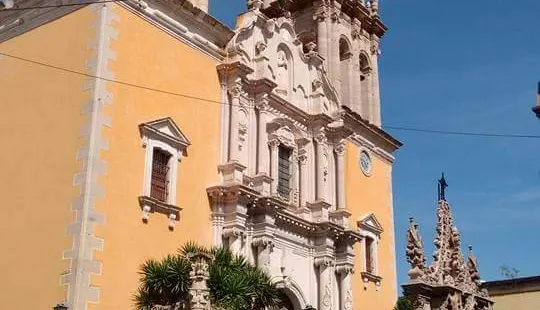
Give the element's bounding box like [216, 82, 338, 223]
[273, 285, 305, 310]
[278, 290, 295, 310]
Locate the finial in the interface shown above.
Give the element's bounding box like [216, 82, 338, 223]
[469, 245, 473, 251]
[437, 173, 448, 201]
[409, 217, 414, 224]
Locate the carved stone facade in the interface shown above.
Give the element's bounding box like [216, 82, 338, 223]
[210, 1, 398, 310]
[402, 180, 494, 310]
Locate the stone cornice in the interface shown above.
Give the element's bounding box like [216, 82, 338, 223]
[121, 0, 233, 60]
[217, 61, 255, 86]
[341, 105, 402, 154]
[207, 184, 361, 242]
[0, 0, 234, 60]
[0, 1, 85, 43]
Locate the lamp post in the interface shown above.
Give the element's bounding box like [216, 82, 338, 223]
[53, 303, 68, 310]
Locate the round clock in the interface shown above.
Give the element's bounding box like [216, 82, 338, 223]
[359, 150, 372, 176]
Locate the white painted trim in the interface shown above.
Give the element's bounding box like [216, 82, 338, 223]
[141, 119, 189, 205]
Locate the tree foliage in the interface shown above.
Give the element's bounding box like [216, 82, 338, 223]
[393, 296, 413, 310]
[134, 242, 281, 310]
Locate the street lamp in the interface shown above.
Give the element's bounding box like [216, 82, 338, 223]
[53, 303, 68, 310]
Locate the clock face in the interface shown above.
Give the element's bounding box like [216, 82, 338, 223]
[359, 150, 372, 176]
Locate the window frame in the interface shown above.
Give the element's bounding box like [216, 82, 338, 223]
[140, 118, 190, 206]
[357, 213, 384, 284]
[277, 145, 293, 198]
[150, 147, 173, 203]
[143, 139, 180, 205]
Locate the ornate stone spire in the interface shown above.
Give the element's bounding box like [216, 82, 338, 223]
[406, 217, 427, 281]
[402, 176, 493, 310]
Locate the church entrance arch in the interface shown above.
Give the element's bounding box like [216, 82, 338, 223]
[274, 282, 306, 310]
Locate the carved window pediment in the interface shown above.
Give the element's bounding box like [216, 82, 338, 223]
[358, 213, 384, 234]
[140, 117, 191, 156]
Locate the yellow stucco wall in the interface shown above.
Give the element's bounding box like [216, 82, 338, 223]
[90, 5, 222, 309]
[0, 7, 97, 309]
[491, 291, 540, 310]
[345, 141, 397, 310]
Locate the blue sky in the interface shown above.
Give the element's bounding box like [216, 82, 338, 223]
[210, 0, 540, 286]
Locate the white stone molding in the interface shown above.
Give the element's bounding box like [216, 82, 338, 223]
[140, 118, 190, 206]
[336, 265, 354, 310]
[314, 131, 330, 202]
[62, 4, 118, 309]
[358, 213, 383, 280]
[211, 214, 225, 247]
[223, 227, 245, 255]
[334, 141, 346, 210]
[119, 0, 232, 61]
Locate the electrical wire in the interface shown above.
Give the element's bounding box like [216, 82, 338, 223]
[382, 126, 540, 139]
[1, 50, 539, 140]
[0, 0, 128, 12]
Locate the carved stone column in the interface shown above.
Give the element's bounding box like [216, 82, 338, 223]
[315, 132, 328, 202]
[335, 142, 346, 210]
[228, 85, 243, 161]
[292, 148, 300, 205]
[256, 100, 270, 175]
[299, 154, 308, 207]
[252, 237, 273, 273]
[269, 139, 280, 196]
[315, 257, 334, 310]
[336, 266, 354, 310]
[329, 4, 341, 81]
[223, 227, 243, 255]
[370, 37, 381, 126]
[315, 7, 328, 64]
[211, 214, 224, 247]
[351, 20, 362, 114]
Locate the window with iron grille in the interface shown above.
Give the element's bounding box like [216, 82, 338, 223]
[277, 145, 292, 198]
[365, 236, 375, 274]
[150, 148, 171, 202]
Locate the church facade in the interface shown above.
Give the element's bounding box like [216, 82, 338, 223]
[0, 0, 401, 309]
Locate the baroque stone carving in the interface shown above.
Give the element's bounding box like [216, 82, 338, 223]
[402, 179, 494, 310]
[188, 252, 213, 310]
[406, 217, 426, 281]
[344, 288, 353, 310]
[255, 41, 267, 55]
[323, 283, 332, 308]
[412, 295, 429, 310]
[276, 49, 289, 95]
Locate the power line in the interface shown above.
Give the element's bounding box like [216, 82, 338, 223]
[0, 0, 127, 11]
[383, 125, 540, 139]
[0, 51, 225, 106]
[1, 50, 540, 140]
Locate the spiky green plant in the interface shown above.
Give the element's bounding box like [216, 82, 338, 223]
[134, 242, 281, 310]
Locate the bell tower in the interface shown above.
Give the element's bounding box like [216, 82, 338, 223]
[256, 0, 386, 126]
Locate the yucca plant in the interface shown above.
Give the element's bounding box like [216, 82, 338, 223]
[134, 242, 281, 310]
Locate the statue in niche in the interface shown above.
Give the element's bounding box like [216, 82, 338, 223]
[276, 50, 289, 96]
